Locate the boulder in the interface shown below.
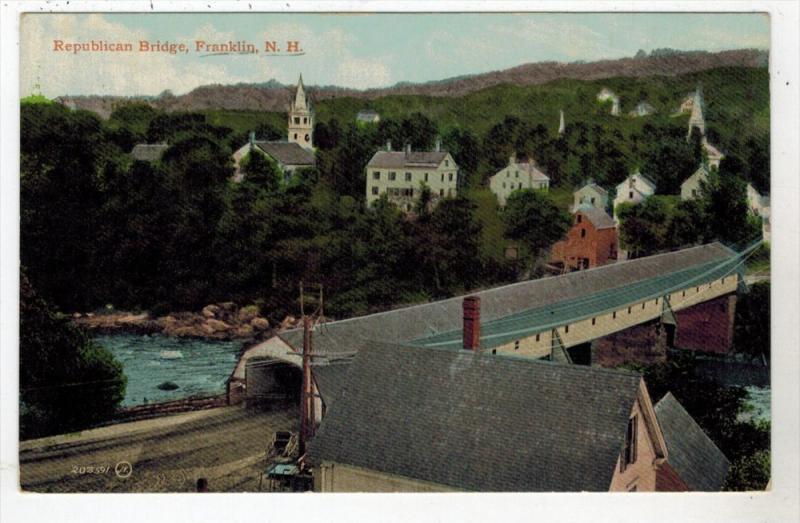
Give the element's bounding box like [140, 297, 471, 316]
[219, 301, 237, 312]
[202, 304, 220, 318]
[205, 318, 231, 333]
[235, 324, 255, 338]
[170, 325, 199, 338]
[237, 305, 260, 323]
[250, 317, 269, 330]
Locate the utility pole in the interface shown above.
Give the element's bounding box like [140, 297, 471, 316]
[299, 280, 322, 456]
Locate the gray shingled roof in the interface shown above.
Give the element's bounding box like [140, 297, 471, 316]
[130, 143, 169, 162]
[280, 243, 737, 363]
[366, 150, 449, 169]
[307, 341, 642, 491]
[254, 141, 315, 166]
[576, 204, 616, 230]
[655, 392, 730, 491]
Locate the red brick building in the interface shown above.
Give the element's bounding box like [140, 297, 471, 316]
[551, 205, 618, 270]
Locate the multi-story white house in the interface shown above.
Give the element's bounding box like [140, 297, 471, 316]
[572, 182, 609, 212]
[489, 154, 550, 206]
[613, 170, 657, 220]
[365, 141, 458, 211]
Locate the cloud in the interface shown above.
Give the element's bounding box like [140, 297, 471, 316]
[20, 14, 248, 97]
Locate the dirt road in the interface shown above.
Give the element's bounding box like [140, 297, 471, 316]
[19, 406, 298, 493]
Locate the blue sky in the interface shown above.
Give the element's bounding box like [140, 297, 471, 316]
[21, 12, 769, 97]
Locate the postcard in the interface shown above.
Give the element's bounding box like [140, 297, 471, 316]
[2, 3, 799, 522]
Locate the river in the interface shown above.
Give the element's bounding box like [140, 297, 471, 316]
[94, 334, 244, 407]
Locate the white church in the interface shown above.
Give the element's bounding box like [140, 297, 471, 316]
[233, 75, 316, 181]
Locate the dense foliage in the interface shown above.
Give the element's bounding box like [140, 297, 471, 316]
[21, 66, 768, 321]
[20, 272, 126, 439]
[733, 281, 770, 359]
[623, 353, 770, 491]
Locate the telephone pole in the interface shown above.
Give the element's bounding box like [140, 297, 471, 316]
[299, 280, 322, 456]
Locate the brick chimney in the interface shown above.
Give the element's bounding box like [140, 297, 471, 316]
[462, 296, 481, 352]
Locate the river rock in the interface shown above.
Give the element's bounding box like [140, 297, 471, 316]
[250, 317, 269, 330]
[205, 318, 231, 333]
[170, 325, 199, 338]
[237, 305, 259, 323]
[202, 304, 220, 318]
[235, 324, 255, 338]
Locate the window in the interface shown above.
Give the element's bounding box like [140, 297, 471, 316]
[629, 191, 634, 199]
[303, 117, 307, 124]
[592, 318, 596, 326]
[642, 303, 646, 310]
[692, 189, 697, 197]
[696, 286, 700, 293]
[294, 117, 300, 124]
[613, 311, 617, 319]
[424, 173, 429, 182]
[294, 133, 298, 139]
[389, 172, 396, 181]
[441, 173, 445, 182]
[682, 290, 686, 297]
[405, 172, 412, 181]
[591, 197, 596, 204]
[502, 182, 506, 189]
[518, 182, 522, 189]
[628, 306, 632, 314]
[536, 334, 540, 342]
[621, 415, 638, 470]
[439, 189, 444, 196]
[448, 173, 453, 182]
[371, 187, 379, 195]
[445, 160, 449, 167]
[656, 297, 659, 305]
[515, 171, 519, 178]
[373, 171, 380, 180]
[577, 215, 582, 223]
[514, 340, 520, 351]
[304, 134, 310, 142]
[507, 172, 510, 178]
[564, 325, 569, 333]
[581, 228, 586, 238]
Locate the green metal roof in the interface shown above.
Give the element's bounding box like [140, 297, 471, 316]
[410, 254, 745, 352]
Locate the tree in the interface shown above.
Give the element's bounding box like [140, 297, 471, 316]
[20, 272, 126, 439]
[733, 281, 770, 360]
[502, 189, 571, 263]
[240, 150, 282, 192]
[699, 162, 761, 246]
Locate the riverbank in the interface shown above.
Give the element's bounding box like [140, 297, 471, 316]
[72, 302, 301, 341]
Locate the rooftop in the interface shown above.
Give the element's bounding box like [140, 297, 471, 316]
[366, 150, 450, 169]
[308, 340, 643, 491]
[575, 204, 617, 230]
[253, 141, 315, 166]
[655, 392, 730, 491]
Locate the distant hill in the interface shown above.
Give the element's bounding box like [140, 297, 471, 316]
[57, 48, 767, 119]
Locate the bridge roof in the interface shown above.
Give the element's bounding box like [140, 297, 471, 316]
[409, 255, 742, 351]
[280, 243, 740, 363]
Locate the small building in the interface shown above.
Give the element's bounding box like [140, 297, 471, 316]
[365, 141, 458, 212]
[597, 88, 621, 116]
[681, 164, 710, 201]
[677, 92, 696, 114]
[309, 339, 674, 492]
[130, 143, 168, 162]
[654, 392, 730, 491]
[489, 154, 550, 206]
[703, 139, 725, 168]
[613, 170, 657, 220]
[232, 134, 315, 181]
[572, 182, 609, 212]
[629, 101, 655, 117]
[746, 183, 770, 217]
[551, 205, 618, 271]
[356, 110, 380, 124]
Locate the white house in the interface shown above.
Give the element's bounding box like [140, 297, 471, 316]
[365, 140, 458, 212]
[489, 154, 550, 206]
[356, 110, 380, 124]
[613, 171, 657, 220]
[629, 101, 655, 117]
[681, 164, 710, 201]
[572, 182, 609, 212]
[597, 88, 620, 116]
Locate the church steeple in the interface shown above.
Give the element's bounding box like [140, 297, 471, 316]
[288, 74, 313, 150]
[687, 83, 705, 140]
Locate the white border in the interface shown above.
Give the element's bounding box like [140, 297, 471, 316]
[1, 2, 798, 522]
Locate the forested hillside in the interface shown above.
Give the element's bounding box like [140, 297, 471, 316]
[20, 65, 768, 320]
